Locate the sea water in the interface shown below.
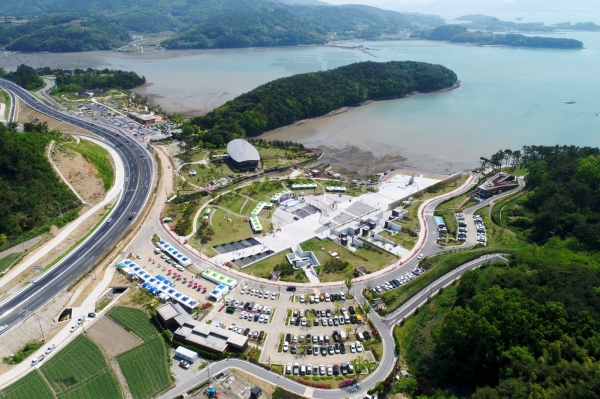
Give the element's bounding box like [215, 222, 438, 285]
[1, 13, 599, 172]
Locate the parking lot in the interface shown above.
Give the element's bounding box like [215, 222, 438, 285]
[209, 288, 377, 378]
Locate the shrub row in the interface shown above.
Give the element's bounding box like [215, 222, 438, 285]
[295, 378, 331, 389]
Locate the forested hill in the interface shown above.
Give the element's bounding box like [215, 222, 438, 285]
[0, 15, 129, 52]
[164, 5, 443, 49]
[161, 9, 328, 50]
[0, 123, 81, 247]
[413, 24, 584, 49]
[0, 0, 443, 52]
[189, 61, 457, 146]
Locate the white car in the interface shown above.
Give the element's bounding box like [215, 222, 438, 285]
[45, 344, 56, 354]
[271, 293, 277, 300]
[356, 342, 364, 352]
[286, 363, 292, 374]
[327, 365, 333, 376]
[320, 365, 326, 375]
[350, 343, 356, 353]
[240, 287, 248, 294]
[77, 315, 85, 324]
[283, 342, 289, 352]
[69, 324, 77, 332]
[417, 253, 424, 260]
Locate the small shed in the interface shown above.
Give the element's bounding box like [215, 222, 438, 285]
[250, 387, 262, 399]
[175, 346, 198, 363]
[355, 266, 367, 277]
[373, 298, 386, 311]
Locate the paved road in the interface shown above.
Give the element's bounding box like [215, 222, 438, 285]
[157, 253, 509, 399]
[0, 79, 154, 335]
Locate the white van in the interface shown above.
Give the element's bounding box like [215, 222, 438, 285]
[154, 247, 161, 254]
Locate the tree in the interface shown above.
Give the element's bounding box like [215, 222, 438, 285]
[345, 279, 353, 294]
[334, 300, 341, 315]
[350, 356, 370, 380]
[361, 300, 372, 316]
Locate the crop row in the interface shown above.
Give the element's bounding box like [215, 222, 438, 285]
[107, 307, 157, 341]
[57, 369, 122, 399]
[117, 337, 171, 399]
[41, 335, 108, 393]
[0, 370, 54, 399]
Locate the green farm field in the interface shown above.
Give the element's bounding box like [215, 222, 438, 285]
[40, 335, 115, 394]
[57, 369, 122, 399]
[107, 306, 157, 341]
[117, 337, 172, 399]
[0, 370, 54, 399]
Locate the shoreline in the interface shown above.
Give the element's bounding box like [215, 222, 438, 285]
[260, 80, 462, 136]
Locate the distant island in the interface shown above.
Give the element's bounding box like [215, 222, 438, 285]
[186, 61, 458, 147]
[455, 14, 600, 33]
[412, 25, 584, 49]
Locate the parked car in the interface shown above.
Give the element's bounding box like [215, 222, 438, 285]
[283, 342, 289, 352]
[44, 344, 56, 354]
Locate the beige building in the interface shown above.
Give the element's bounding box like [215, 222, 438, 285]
[157, 303, 248, 354]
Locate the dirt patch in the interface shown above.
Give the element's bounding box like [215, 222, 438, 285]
[316, 145, 409, 175]
[50, 140, 106, 205]
[16, 98, 88, 134]
[87, 317, 141, 357]
[231, 369, 275, 397]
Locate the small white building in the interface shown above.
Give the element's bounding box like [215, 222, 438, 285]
[175, 346, 198, 363]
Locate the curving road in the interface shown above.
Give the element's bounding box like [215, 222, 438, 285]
[0, 79, 154, 335]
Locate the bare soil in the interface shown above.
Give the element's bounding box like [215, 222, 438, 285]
[16, 98, 88, 134]
[86, 317, 141, 358]
[50, 140, 106, 205]
[315, 145, 409, 175]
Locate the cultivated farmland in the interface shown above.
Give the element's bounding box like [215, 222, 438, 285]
[107, 306, 157, 341]
[41, 335, 106, 392]
[117, 337, 172, 399]
[0, 370, 54, 399]
[57, 368, 122, 399]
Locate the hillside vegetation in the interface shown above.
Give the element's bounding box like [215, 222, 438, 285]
[0, 14, 129, 52]
[393, 146, 600, 398]
[42, 68, 146, 93]
[162, 9, 328, 49]
[0, 123, 81, 247]
[413, 23, 584, 49]
[0, 0, 443, 52]
[188, 61, 457, 147]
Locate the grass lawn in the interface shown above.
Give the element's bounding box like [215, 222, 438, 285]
[216, 191, 256, 216]
[240, 180, 287, 203]
[379, 230, 417, 251]
[0, 252, 23, 276]
[366, 248, 496, 314]
[0, 370, 55, 399]
[394, 285, 459, 377]
[64, 138, 114, 191]
[107, 307, 157, 341]
[242, 250, 292, 279]
[476, 206, 529, 250]
[190, 209, 271, 255]
[116, 337, 172, 399]
[41, 335, 116, 395]
[300, 238, 397, 282]
[58, 368, 122, 399]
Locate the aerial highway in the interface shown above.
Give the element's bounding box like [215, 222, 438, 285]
[0, 79, 154, 336]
